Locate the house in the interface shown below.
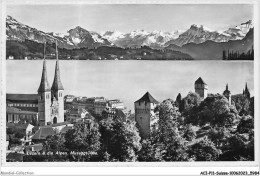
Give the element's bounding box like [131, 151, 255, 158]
[102, 107, 128, 122]
[66, 108, 90, 122]
[31, 127, 55, 143]
[107, 99, 124, 109]
[24, 143, 43, 154]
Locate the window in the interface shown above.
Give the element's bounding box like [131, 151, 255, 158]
[7, 114, 12, 122]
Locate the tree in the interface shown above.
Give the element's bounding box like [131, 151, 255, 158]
[236, 116, 254, 134]
[222, 50, 227, 60]
[158, 99, 180, 128]
[137, 139, 163, 161]
[14, 128, 26, 139]
[175, 93, 182, 108]
[208, 126, 231, 148]
[150, 100, 189, 161]
[179, 92, 200, 113]
[64, 119, 101, 153]
[232, 94, 251, 116]
[220, 133, 254, 161]
[43, 133, 67, 153]
[99, 118, 141, 161]
[183, 124, 197, 141]
[249, 97, 254, 116]
[188, 137, 221, 161]
[198, 94, 238, 127]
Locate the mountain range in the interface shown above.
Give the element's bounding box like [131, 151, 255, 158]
[6, 15, 253, 49]
[6, 15, 254, 60]
[6, 15, 113, 49]
[165, 28, 253, 60]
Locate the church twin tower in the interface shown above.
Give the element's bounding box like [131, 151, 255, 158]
[38, 42, 64, 126]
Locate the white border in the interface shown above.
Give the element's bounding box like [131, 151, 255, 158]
[0, 0, 259, 172]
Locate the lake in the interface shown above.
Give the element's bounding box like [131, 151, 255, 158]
[6, 60, 254, 111]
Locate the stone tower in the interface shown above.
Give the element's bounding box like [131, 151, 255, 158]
[195, 77, 208, 99]
[134, 92, 159, 138]
[38, 44, 51, 126]
[51, 41, 64, 124]
[223, 84, 232, 105]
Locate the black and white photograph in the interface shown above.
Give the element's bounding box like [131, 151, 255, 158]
[0, 0, 259, 175]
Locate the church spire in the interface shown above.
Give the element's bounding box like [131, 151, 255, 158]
[245, 83, 248, 91]
[51, 40, 64, 91]
[244, 82, 250, 98]
[38, 43, 50, 93]
[226, 84, 228, 90]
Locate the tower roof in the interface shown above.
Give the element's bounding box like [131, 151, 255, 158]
[51, 59, 64, 91]
[51, 41, 64, 91]
[135, 92, 159, 104]
[195, 77, 207, 85]
[38, 59, 51, 92]
[223, 84, 231, 94]
[245, 83, 249, 92]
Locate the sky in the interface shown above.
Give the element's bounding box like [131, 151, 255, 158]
[7, 4, 253, 33]
[7, 60, 254, 111]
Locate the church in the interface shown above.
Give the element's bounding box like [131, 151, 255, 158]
[6, 42, 65, 126]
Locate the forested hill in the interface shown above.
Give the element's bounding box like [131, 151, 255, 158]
[6, 39, 193, 60]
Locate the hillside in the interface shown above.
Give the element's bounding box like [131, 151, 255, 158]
[6, 40, 193, 60]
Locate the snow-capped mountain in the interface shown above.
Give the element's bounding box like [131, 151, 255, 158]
[165, 20, 253, 47]
[223, 20, 253, 40]
[6, 15, 112, 49]
[6, 15, 253, 49]
[101, 29, 181, 48]
[64, 26, 112, 48]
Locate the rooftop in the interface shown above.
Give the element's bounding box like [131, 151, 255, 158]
[31, 127, 55, 140]
[6, 93, 38, 101]
[195, 77, 207, 85]
[60, 126, 73, 134]
[135, 91, 159, 104]
[50, 121, 72, 127]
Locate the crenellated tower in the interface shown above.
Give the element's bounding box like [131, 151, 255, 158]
[38, 43, 51, 126]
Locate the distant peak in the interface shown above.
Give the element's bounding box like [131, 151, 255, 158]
[190, 24, 214, 32]
[241, 20, 252, 25]
[74, 26, 84, 30]
[191, 24, 203, 28]
[68, 26, 89, 33]
[6, 15, 17, 22]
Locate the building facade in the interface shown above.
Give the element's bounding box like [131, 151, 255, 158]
[134, 92, 159, 138]
[6, 107, 38, 125]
